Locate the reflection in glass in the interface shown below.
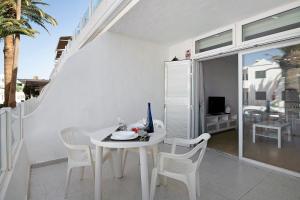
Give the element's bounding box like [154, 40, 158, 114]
[242, 6, 300, 41]
[242, 44, 300, 172]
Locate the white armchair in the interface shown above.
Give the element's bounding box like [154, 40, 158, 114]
[59, 127, 112, 198]
[150, 133, 211, 200]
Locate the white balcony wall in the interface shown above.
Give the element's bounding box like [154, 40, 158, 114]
[0, 142, 30, 200]
[23, 32, 167, 164]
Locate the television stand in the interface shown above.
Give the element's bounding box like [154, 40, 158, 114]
[205, 113, 237, 134]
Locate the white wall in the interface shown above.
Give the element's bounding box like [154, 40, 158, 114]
[168, 39, 193, 61]
[24, 32, 167, 163]
[1, 142, 30, 200]
[202, 55, 238, 114]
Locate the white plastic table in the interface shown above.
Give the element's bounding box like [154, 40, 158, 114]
[90, 126, 166, 200]
[252, 121, 291, 148]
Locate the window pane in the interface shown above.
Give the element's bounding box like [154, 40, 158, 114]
[255, 92, 266, 100]
[242, 7, 300, 41]
[255, 71, 266, 79]
[243, 43, 300, 172]
[195, 30, 232, 53]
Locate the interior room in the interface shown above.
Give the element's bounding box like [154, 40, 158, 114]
[200, 55, 239, 155]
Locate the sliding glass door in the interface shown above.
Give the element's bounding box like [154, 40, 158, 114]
[241, 42, 300, 173]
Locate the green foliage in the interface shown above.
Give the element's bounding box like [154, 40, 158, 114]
[0, 1, 36, 38]
[16, 83, 23, 92]
[0, 0, 57, 39]
[0, 17, 36, 38]
[21, 0, 58, 32]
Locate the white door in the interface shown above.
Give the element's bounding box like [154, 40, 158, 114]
[164, 60, 192, 144]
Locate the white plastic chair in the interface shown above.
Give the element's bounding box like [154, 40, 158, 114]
[122, 119, 165, 174]
[150, 133, 211, 200]
[59, 127, 113, 198]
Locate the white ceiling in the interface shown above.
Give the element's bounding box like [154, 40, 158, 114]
[110, 0, 297, 45]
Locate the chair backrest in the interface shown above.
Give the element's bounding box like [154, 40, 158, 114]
[60, 127, 86, 146]
[140, 118, 165, 130]
[178, 133, 210, 171]
[153, 119, 165, 129]
[59, 127, 91, 163]
[194, 133, 210, 170]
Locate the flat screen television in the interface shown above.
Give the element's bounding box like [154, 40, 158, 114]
[208, 96, 225, 115]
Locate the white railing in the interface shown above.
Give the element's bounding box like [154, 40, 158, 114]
[23, 97, 39, 116]
[0, 104, 24, 186]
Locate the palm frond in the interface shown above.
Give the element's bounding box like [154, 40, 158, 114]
[0, 0, 57, 37]
[0, 16, 36, 38]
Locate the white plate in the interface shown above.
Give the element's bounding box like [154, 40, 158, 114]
[111, 131, 138, 140]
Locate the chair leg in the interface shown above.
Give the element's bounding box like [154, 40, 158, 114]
[187, 175, 197, 200]
[151, 146, 160, 186]
[91, 160, 95, 181]
[80, 167, 85, 180]
[162, 176, 168, 186]
[152, 145, 158, 167]
[109, 155, 114, 177]
[196, 172, 200, 197]
[150, 168, 158, 200]
[122, 149, 128, 175]
[64, 167, 72, 198]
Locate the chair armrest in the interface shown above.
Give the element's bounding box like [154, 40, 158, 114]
[171, 138, 196, 153]
[171, 133, 210, 153]
[158, 152, 192, 170]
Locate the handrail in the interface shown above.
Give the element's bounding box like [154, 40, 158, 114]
[54, 0, 104, 70]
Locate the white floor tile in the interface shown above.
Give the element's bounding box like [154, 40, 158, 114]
[29, 146, 300, 200]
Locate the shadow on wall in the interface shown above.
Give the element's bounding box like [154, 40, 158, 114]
[23, 32, 168, 164]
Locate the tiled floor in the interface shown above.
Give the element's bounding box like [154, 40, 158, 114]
[29, 145, 300, 200]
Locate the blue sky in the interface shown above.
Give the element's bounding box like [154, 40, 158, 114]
[243, 48, 285, 66]
[0, 0, 90, 79]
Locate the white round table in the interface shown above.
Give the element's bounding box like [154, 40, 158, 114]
[90, 126, 166, 200]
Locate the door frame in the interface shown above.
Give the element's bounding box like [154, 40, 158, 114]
[194, 38, 300, 178]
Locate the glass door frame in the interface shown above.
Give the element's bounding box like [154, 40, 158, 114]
[238, 38, 300, 178]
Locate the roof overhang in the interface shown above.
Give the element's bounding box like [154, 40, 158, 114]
[109, 0, 297, 45]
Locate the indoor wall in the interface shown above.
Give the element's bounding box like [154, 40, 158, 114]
[202, 55, 238, 115]
[201, 55, 239, 155]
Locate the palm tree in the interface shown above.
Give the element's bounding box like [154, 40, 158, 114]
[2, 0, 57, 107]
[1, 0, 36, 107]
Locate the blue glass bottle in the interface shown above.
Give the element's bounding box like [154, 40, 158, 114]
[145, 102, 154, 133]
